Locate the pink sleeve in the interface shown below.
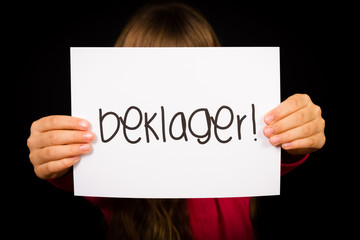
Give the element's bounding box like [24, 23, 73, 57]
[48, 170, 112, 222]
[48, 170, 74, 192]
[281, 154, 309, 175]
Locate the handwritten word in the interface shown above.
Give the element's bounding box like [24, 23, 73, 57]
[99, 104, 257, 144]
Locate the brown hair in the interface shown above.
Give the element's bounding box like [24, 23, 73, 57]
[107, 198, 192, 240]
[108, 2, 220, 240]
[114, 2, 220, 47]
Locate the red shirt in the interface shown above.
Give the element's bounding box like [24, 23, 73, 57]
[50, 154, 308, 240]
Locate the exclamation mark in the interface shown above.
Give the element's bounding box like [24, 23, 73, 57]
[252, 103, 257, 141]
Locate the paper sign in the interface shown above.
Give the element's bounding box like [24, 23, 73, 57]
[71, 47, 280, 198]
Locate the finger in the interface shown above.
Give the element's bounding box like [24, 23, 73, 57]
[34, 156, 80, 180]
[264, 94, 311, 125]
[35, 130, 95, 149]
[32, 143, 91, 165]
[263, 105, 316, 137]
[268, 118, 323, 146]
[281, 132, 326, 152]
[31, 115, 89, 133]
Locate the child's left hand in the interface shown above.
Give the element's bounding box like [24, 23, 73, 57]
[263, 94, 326, 155]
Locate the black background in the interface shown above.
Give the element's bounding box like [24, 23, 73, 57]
[12, 0, 344, 239]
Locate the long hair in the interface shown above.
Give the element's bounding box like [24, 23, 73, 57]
[107, 198, 192, 240]
[108, 2, 220, 240]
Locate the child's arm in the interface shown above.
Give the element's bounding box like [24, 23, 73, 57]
[27, 115, 95, 180]
[48, 169, 74, 192]
[281, 151, 309, 175]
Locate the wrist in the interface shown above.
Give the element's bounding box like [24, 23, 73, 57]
[281, 149, 307, 164]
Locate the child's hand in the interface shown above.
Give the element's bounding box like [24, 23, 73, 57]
[27, 116, 94, 179]
[263, 94, 325, 155]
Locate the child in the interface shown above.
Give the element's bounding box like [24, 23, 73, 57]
[27, 2, 326, 239]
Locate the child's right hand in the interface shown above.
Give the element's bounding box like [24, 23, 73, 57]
[27, 115, 94, 180]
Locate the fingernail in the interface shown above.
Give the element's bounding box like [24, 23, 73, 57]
[79, 120, 89, 129]
[80, 144, 90, 152]
[264, 127, 273, 137]
[282, 143, 291, 149]
[72, 156, 81, 162]
[83, 132, 93, 141]
[264, 115, 274, 124]
[270, 136, 280, 145]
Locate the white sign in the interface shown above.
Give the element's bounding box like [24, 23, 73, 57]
[71, 47, 281, 198]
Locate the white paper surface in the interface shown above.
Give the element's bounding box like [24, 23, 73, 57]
[71, 47, 280, 198]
